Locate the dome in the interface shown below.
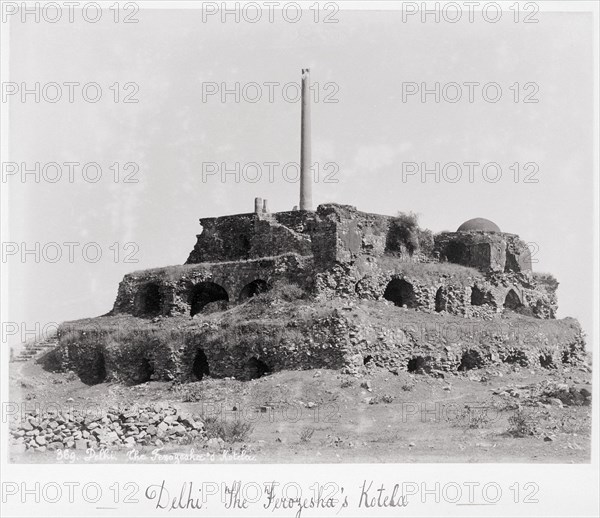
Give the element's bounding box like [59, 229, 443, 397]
[457, 218, 501, 233]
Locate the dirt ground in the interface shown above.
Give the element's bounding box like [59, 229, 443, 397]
[9, 360, 592, 464]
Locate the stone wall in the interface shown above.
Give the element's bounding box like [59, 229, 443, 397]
[434, 231, 532, 273]
[53, 308, 350, 384]
[186, 212, 315, 264]
[113, 204, 555, 326]
[53, 300, 586, 385]
[342, 309, 585, 375]
[113, 254, 312, 317]
[185, 204, 393, 270]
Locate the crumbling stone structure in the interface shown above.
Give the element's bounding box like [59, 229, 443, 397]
[49, 200, 581, 385]
[111, 204, 555, 320]
[48, 68, 585, 384]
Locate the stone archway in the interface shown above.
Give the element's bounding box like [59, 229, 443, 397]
[239, 279, 269, 301]
[504, 289, 523, 311]
[470, 286, 485, 306]
[383, 278, 417, 308]
[407, 356, 431, 374]
[189, 282, 229, 316]
[136, 357, 154, 384]
[192, 349, 210, 380]
[458, 349, 484, 371]
[79, 350, 107, 385]
[435, 287, 445, 312]
[246, 357, 271, 380]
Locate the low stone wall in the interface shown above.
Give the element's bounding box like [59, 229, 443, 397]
[10, 404, 204, 453]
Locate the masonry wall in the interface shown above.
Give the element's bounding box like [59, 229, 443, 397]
[185, 204, 394, 270]
[54, 303, 586, 385]
[186, 212, 315, 264]
[113, 254, 313, 317]
[114, 204, 554, 323]
[434, 231, 532, 273]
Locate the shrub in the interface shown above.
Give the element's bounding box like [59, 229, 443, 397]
[386, 212, 421, 256]
[172, 383, 203, 402]
[417, 228, 434, 256]
[449, 404, 492, 430]
[533, 272, 559, 292]
[507, 409, 540, 437]
[227, 420, 254, 442]
[203, 416, 254, 443]
[300, 427, 315, 443]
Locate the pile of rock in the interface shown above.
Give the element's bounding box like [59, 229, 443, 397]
[10, 404, 205, 453]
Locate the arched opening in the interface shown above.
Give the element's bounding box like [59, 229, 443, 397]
[363, 355, 373, 366]
[407, 356, 431, 374]
[137, 357, 154, 383]
[80, 351, 107, 385]
[192, 349, 210, 380]
[383, 279, 417, 308]
[135, 283, 162, 316]
[504, 289, 523, 311]
[190, 282, 229, 316]
[503, 349, 529, 367]
[470, 286, 485, 306]
[504, 251, 520, 273]
[435, 287, 445, 312]
[239, 279, 269, 301]
[458, 350, 484, 371]
[246, 357, 271, 380]
[539, 354, 554, 369]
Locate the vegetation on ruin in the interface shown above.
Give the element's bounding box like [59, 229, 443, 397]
[385, 212, 434, 256]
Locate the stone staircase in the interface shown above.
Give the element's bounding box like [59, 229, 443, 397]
[10, 335, 59, 363]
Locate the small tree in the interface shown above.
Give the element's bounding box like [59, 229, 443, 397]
[386, 212, 421, 255]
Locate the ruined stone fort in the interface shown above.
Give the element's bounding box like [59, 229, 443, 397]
[115, 204, 551, 320]
[52, 70, 586, 384]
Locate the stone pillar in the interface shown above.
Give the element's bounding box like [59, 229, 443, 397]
[254, 197, 262, 214]
[262, 199, 269, 213]
[299, 68, 313, 211]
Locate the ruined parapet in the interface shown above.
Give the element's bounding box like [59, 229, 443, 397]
[112, 254, 314, 318]
[185, 211, 315, 264]
[311, 204, 392, 269]
[434, 231, 531, 273]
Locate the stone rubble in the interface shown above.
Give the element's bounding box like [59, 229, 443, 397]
[9, 404, 205, 453]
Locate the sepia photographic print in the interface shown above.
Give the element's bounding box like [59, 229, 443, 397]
[1, 1, 598, 516]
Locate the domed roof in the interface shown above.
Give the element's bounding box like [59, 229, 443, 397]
[457, 218, 501, 233]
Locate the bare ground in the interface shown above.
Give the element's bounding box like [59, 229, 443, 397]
[9, 359, 591, 464]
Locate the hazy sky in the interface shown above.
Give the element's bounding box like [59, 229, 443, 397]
[5, 7, 595, 344]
